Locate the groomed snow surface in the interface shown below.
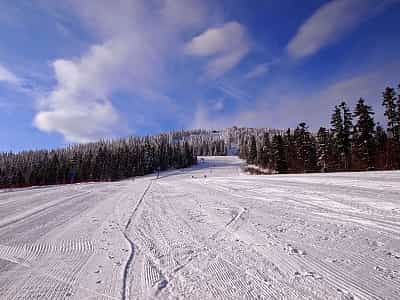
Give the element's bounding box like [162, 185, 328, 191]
[0, 156, 399, 299]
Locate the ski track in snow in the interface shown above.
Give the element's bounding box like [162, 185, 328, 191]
[0, 156, 399, 299]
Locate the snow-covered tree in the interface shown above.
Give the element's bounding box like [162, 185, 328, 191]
[353, 98, 376, 169]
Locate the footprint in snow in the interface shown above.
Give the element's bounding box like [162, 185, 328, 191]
[375, 265, 385, 271]
[386, 251, 400, 259]
[365, 238, 383, 247]
[337, 288, 354, 299]
[294, 271, 322, 279]
[285, 244, 306, 256]
[304, 271, 322, 279]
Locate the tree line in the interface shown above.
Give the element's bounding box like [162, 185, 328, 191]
[172, 127, 285, 156]
[2, 82, 399, 188]
[0, 134, 197, 188]
[239, 84, 400, 173]
[171, 129, 227, 156]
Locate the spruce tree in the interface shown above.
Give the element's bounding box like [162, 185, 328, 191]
[247, 135, 257, 164]
[285, 128, 297, 171]
[272, 135, 288, 173]
[382, 87, 398, 140]
[258, 132, 272, 169]
[316, 127, 329, 171]
[330, 105, 342, 168]
[382, 86, 400, 168]
[397, 83, 400, 141]
[375, 123, 387, 149]
[294, 122, 317, 172]
[331, 102, 352, 169]
[375, 123, 387, 169]
[353, 98, 376, 169]
[341, 101, 353, 168]
[239, 136, 247, 159]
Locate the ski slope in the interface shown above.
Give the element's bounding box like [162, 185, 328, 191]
[0, 156, 399, 299]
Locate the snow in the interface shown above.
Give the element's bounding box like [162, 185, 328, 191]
[0, 156, 399, 299]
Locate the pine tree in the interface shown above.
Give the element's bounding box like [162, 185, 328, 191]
[285, 128, 298, 171]
[341, 101, 353, 168]
[294, 122, 317, 172]
[397, 83, 400, 166]
[247, 135, 257, 164]
[374, 123, 387, 169]
[316, 127, 329, 171]
[382, 86, 400, 168]
[353, 98, 376, 169]
[375, 123, 387, 149]
[257, 132, 272, 169]
[382, 87, 398, 140]
[330, 105, 342, 169]
[331, 102, 352, 169]
[239, 136, 247, 159]
[397, 84, 400, 132]
[272, 135, 288, 173]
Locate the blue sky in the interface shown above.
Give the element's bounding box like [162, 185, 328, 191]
[0, 0, 399, 151]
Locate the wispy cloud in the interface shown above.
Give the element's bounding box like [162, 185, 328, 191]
[244, 59, 279, 79]
[161, 0, 210, 28]
[0, 63, 19, 85]
[184, 21, 251, 78]
[193, 62, 400, 130]
[215, 79, 252, 103]
[287, 0, 399, 59]
[2, 0, 398, 146]
[210, 98, 224, 111]
[244, 63, 270, 79]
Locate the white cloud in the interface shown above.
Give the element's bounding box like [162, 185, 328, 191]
[215, 80, 252, 103]
[193, 62, 400, 131]
[161, 0, 209, 28]
[270, 68, 397, 129]
[185, 22, 244, 56]
[192, 103, 224, 130]
[244, 60, 282, 79]
[33, 38, 142, 142]
[33, 45, 126, 142]
[0, 63, 19, 84]
[287, 0, 399, 59]
[35, 99, 120, 143]
[185, 21, 250, 77]
[210, 98, 224, 111]
[244, 63, 269, 79]
[34, 0, 213, 142]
